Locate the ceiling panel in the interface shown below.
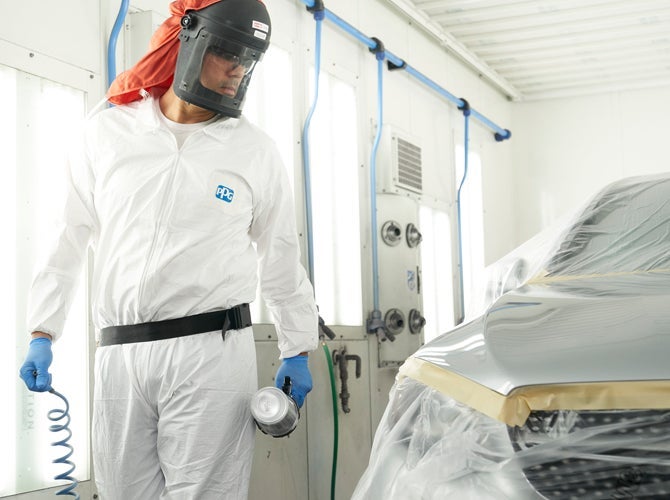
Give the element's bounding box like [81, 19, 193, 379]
[384, 0, 670, 101]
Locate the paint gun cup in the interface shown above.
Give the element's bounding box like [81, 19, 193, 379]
[250, 376, 299, 438]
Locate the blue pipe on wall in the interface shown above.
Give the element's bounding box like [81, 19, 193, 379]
[298, 0, 511, 141]
[456, 106, 471, 324]
[107, 0, 130, 88]
[301, 11, 325, 284]
[370, 54, 385, 313]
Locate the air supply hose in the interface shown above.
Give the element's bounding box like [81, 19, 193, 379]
[301, 8, 324, 282]
[455, 101, 471, 324]
[369, 49, 385, 314]
[301, 6, 340, 499]
[107, 0, 130, 88]
[45, 388, 79, 498]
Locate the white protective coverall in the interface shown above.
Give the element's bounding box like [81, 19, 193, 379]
[26, 95, 318, 499]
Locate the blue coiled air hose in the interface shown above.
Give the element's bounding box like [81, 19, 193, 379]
[46, 388, 79, 499]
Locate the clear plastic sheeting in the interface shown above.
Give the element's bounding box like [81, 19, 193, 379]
[352, 378, 670, 500]
[353, 173, 670, 499]
[410, 172, 670, 407]
[472, 173, 670, 318]
[352, 378, 540, 500]
[510, 409, 670, 499]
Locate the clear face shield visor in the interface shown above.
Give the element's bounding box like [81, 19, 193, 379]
[199, 44, 258, 96]
[174, 28, 264, 116]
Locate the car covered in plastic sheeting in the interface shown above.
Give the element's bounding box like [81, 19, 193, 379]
[352, 173, 670, 500]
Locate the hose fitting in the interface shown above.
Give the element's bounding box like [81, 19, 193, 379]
[495, 129, 512, 142]
[307, 0, 325, 20]
[458, 97, 471, 117]
[369, 37, 386, 61]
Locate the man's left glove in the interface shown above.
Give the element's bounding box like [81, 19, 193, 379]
[275, 354, 312, 408]
[19, 337, 53, 392]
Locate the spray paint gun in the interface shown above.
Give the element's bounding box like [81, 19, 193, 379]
[250, 376, 300, 438]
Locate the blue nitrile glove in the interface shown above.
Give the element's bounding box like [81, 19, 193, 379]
[19, 337, 53, 392]
[275, 354, 312, 408]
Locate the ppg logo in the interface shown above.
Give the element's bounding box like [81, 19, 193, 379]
[215, 185, 234, 203]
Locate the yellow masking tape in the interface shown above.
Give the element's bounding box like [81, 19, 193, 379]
[399, 356, 670, 427]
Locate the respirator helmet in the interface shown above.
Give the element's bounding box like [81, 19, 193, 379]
[173, 0, 271, 117]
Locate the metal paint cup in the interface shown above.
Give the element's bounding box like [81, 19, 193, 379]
[250, 386, 299, 438]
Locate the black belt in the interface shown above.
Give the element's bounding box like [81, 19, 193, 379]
[99, 304, 252, 346]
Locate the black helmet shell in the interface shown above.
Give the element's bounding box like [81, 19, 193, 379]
[173, 0, 272, 117]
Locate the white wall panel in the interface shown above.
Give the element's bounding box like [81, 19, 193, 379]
[619, 87, 670, 176]
[0, 0, 101, 74]
[511, 85, 670, 245]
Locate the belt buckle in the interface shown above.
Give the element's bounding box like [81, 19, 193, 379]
[230, 305, 243, 327]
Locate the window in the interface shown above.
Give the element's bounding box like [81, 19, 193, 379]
[245, 45, 294, 190]
[419, 206, 454, 342]
[307, 69, 362, 326]
[1, 64, 90, 496]
[246, 48, 365, 328]
[245, 46, 296, 324]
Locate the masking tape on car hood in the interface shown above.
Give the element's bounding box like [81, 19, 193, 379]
[399, 356, 670, 426]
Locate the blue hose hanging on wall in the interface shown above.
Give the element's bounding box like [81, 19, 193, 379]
[300, 5, 340, 500]
[301, 9, 324, 284]
[367, 42, 387, 339]
[107, 0, 130, 88]
[456, 100, 471, 324]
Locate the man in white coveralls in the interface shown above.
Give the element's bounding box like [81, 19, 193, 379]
[18, 0, 318, 498]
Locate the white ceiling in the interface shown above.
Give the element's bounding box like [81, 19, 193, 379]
[384, 0, 670, 101]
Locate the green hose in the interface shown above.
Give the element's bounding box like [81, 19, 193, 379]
[322, 341, 338, 500]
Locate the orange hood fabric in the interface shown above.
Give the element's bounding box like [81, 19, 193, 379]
[107, 0, 220, 105]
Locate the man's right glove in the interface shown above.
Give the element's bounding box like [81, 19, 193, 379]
[19, 337, 53, 392]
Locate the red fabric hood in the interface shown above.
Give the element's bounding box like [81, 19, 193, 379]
[107, 0, 220, 105]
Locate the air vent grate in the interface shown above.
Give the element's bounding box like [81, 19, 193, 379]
[396, 137, 422, 194]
